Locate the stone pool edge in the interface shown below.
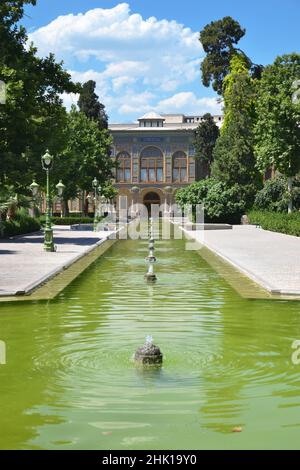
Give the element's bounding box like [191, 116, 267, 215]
[178, 224, 300, 301]
[0, 234, 117, 303]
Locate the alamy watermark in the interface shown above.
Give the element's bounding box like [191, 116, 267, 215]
[97, 199, 206, 251]
[291, 340, 300, 365]
[0, 340, 6, 365]
[0, 80, 6, 104]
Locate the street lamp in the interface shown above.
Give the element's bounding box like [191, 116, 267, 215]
[130, 186, 140, 217]
[164, 186, 173, 217]
[92, 177, 99, 231]
[41, 149, 55, 252]
[29, 180, 40, 217]
[56, 180, 65, 218]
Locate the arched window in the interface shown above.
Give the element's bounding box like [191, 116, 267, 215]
[173, 151, 187, 182]
[140, 146, 163, 183]
[116, 152, 131, 182]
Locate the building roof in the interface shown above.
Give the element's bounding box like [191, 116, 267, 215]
[109, 122, 199, 132]
[109, 113, 224, 132]
[138, 112, 165, 121]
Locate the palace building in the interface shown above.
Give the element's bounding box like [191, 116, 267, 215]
[109, 112, 223, 213]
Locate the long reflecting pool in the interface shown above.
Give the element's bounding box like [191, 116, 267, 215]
[0, 224, 300, 450]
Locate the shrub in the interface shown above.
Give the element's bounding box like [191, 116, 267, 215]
[0, 213, 41, 238]
[248, 210, 300, 237]
[39, 216, 97, 226]
[176, 178, 256, 224]
[254, 175, 300, 212]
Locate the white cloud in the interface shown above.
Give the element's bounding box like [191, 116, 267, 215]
[30, 3, 202, 63]
[29, 3, 220, 120]
[156, 92, 223, 115]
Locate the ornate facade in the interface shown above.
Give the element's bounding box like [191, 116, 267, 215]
[109, 112, 223, 213]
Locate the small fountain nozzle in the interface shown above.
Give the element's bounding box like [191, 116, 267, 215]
[134, 336, 163, 366]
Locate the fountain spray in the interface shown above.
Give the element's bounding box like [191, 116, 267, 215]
[144, 218, 157, 282]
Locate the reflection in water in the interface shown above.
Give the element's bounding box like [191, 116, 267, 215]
[0, 222, 300, 449]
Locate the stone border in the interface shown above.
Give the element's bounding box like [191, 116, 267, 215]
[179, 224, 300, 301]
[0, 234, 117, 303]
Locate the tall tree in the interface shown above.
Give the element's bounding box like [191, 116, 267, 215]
[254, 54, 300, 212]
[0, 0, 80, 189]
[54, 106, 113, 213]
[212, 55, 260, 200]
[199, 16, 262, 95]
[78, 80, 108, 130]
[193, 113, 219, 176]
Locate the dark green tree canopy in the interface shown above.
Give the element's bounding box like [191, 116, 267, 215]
[199, 16, 263, 95]
[0, 1, 36, 28]
[54, 106, 113, 201]
[0, 0, 80, 189]
[193, 113, 219, 169]
[78, 80, 108, 130]
[200, 16, 247, 94]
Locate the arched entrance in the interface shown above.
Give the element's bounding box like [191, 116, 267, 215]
[143, 191, 161, 217]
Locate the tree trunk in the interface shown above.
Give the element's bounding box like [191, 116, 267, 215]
[63, 198, 69, 216]
[288, 176, 293, 213]
[83, 192, 89, 216]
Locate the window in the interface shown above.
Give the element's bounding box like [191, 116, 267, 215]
[140, 146, 164, 183]
[173, 151, 187, 182]
[116, 152, 131, 182]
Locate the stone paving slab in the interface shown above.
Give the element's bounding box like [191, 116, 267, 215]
[0, 226, 115, 296]
[181, 224, 300, 296]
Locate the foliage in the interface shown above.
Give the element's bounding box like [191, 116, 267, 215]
[39, 216, 96, 226]
[212, 55, 260, 188]
[0, 185, 31, 220]
[0, 0, 80, 190]
[222, 55, 256, 130]
[254, 54, 300, 178]
[101, 182, 118, 201]
[176, 178, 253, 224]
[199, 16, 262, 95]
[53, 106, 113, 205]
[0, 210, 40, 238]
[247, 210, 300, 237]
[78, 80, 108, 130]
[193, 113, 219, 173]
[254, 175, 300, 212]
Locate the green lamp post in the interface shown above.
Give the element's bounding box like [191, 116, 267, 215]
[41, 150, 55, 252]
[92, 177, 99, 231]
[56, 180, 66, 218]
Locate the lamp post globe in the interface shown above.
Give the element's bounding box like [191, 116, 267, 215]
[41, 149, 54, 170]
[30, 180, 39, 197]
[56, 180, 65, 197]
[56, 180, 65, 218]
[30, 180, 40, 217]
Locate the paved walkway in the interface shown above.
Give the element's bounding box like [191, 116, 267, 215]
[181, 225, 300, 296]
[0, 226, 115, 296]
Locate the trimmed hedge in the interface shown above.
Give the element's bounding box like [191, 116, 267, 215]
[39, 216, 95, 226]
[0, 215, 41, 238]
[51, 216, 94, 225]
[248, 210, 300, 237]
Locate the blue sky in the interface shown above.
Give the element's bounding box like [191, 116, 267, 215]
[24, 0, 300, 122]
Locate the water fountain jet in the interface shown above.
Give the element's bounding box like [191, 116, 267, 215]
[144, 219, 157, 282]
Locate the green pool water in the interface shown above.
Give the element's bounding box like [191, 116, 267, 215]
[0, 225, 300, 450]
